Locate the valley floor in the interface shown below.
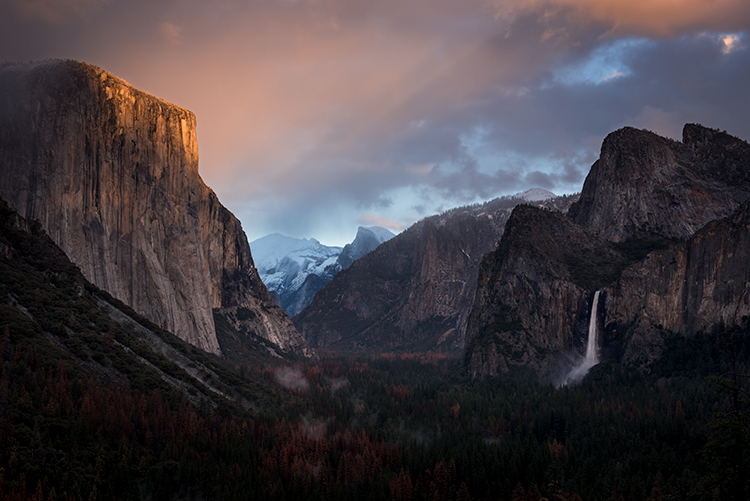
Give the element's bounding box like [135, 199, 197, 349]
[1, 322, 748, 500]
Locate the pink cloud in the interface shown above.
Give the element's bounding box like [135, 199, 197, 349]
[159, 21, 182, 46]
[357, 215, 402, 232]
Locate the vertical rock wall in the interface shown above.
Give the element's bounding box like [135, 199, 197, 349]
[0, 60, 309, 356]
[604, 199, 750, 365]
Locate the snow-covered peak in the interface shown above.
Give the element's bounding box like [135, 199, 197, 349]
[250, 233, 340, 273]
[360, 226, 396, 243]
[514, 188, 556, 202]
[250, 227, 395, 317]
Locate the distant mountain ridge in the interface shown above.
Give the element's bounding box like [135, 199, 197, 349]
[294, 191, 578, 354]
[251, 226, 395, 317]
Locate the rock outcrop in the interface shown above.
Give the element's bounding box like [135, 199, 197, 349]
[569, 125, 750, 242]
[0, 60, 312, 357]
[295, 195, 578, 353]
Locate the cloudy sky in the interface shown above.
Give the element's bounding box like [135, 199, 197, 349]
[1, 0, 749, 246]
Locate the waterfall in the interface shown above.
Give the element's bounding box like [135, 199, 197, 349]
[583, 290, 601, 365]
[562, 290, 601, 385]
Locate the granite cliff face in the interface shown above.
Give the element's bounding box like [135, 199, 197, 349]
[466, 124, 750, 379]
[0, 60, 312, 357]
[603, 198, 750, 366]
[295, 195, 577, 353]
